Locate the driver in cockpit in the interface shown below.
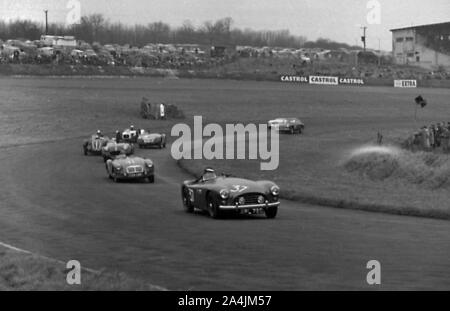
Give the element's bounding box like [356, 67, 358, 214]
[201, 168, 217, 182]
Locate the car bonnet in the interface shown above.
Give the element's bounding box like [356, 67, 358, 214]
[113, 156, 147, 166]
[215, 177, 268, 194]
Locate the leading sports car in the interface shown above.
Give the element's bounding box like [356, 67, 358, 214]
[83, 135, 110, 156]
[268, 117, 305, 134]
[137, 131, 166, 149]
[105, 154, 155, 183]
[181, 168, 280, 219]
[101, 140, 134, 162]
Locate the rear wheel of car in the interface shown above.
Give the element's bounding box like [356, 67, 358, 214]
[113, 176, 119, 183]
[265, 206, 278, 219]
[207, 193, 221, 219]
[83, 147, 88, 156]
[182, 188, 194, 213]
[290, 127, 295, 135]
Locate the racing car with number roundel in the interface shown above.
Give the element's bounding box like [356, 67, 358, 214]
[267, 117, 304, 134]
[181, 168, 280, 219]
[83, 134, 110, 156]
[101, 139, 134, 162]
[106, 154, 154, 183]
[137, 130, 166, 149]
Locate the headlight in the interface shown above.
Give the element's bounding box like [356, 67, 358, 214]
[113, 165, 122, 171]
[270, 185, 280, 196]
[146, 162, 153, 167]
[219, 189, 229, 199]
[257, 195, 265, 204]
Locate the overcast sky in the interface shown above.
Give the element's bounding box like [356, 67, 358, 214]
[1, 0, 449, 50]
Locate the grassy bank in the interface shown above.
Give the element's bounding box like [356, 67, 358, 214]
[0, 246, 163, 290]
[1, 62, 450, 88]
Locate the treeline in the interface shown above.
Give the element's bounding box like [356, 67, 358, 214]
[0, 14, 356, 50]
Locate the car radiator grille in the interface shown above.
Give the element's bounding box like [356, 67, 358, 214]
[110, 150, 121, 156]
[234, 193, 265, 205]
[126, 166, 144, 174]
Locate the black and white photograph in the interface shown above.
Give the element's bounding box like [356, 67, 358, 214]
[0, 0, 449, 298]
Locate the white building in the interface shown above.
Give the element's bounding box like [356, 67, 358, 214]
[390, 22, 450, 69]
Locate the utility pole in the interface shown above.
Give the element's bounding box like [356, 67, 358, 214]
[361, 26, 367, 51]
[44, 10, 48, 35]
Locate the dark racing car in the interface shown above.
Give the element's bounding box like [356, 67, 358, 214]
[268, 117, 305, 134]
[83, 135, 110, 156]
[105, 154, 154, 183]
[181, 168, 280, 219]
[101, 140, 134, 162]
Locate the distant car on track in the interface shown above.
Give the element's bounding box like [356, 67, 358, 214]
[105, 154, 154, 183]
[101, 140, 134, 162]
[268, 117, 304, 134]
[83, 135, 110, 156]
[137, 131, 166, 149]
[181, 168, 280, 219]
[121, 127, 139, 143]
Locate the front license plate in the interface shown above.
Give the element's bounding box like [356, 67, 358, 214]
[130, 173, 142, 177]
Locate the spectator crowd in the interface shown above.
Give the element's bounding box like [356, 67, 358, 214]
[405, 123, 450, 153]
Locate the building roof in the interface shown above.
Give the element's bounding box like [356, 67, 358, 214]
[390, 21, 450, 32]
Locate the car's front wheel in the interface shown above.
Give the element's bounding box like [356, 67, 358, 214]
[265, 206, 278, 219]
[147, 175, 155, 183]
[182, 188, 194, 213]
[207, 193, 221, 219]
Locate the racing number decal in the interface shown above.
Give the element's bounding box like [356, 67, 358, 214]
[230, 185, 248, 193]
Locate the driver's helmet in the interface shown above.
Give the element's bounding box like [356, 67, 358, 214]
[202, 168, 217, 181]
[130, 125, 135, 130]
[96, 130, 102, 137]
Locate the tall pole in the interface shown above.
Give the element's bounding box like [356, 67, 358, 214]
[44, 10, 48, 35]
[361, 26, 367, 51]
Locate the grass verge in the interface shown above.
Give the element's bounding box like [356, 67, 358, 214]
[0, 246, 164, 290]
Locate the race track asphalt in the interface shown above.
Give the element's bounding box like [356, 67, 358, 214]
[0, 138, 449, 290]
